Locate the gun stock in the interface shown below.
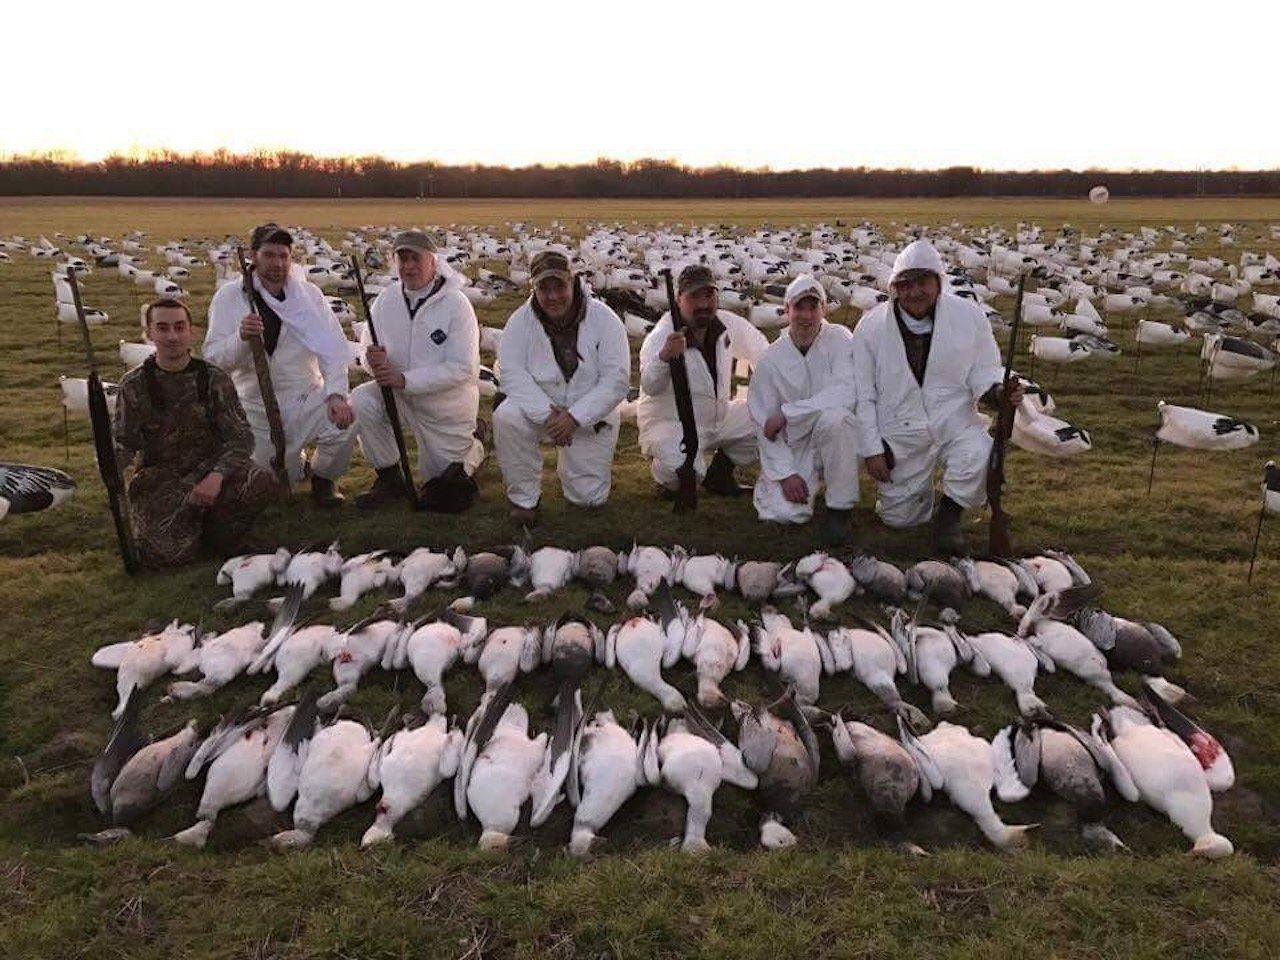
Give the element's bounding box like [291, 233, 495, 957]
[236, 246, 291, 491]
[660, 269, 699, 513]
[351, 255, 420, 511]
[67, 267, 139, 574]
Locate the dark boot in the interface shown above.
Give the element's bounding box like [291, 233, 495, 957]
[932, 496, 965, 555]
[702, 450, 750, 496]
[418, 462, 478, 513]
[310, 475, 345, 509]
[821, 507, 852, 547]
[356, 467, 406, 510]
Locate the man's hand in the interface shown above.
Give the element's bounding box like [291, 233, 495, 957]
[366, 345, 406, 390]
[763, 413, 787, 442]
[545, 406, 578, 446]
[326, 395, 355, 429]
[865, 453, 892, 483]
[658, 332, 687, 362]
[239, 314, 265, 341]
[1004, 378, 1027, 408]
[780, 474, 809, 505]
[187, 471, 224, 507]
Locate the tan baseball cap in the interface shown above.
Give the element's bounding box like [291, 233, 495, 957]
[677, 263, 717, 295]
[392, 229, 437, 254]
[530, 249, 573, 285]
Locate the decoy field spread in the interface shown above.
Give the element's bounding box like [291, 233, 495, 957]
[2, 196, 1279, 959]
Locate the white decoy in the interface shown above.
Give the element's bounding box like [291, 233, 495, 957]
[59, 376, 118, 417]
[268, 716, 386, 849]
[823, 620, 928, 727]
[1011, 401, 1092, 458]
[623, 544, 675, 609]
[793, 552, 858, 619]
[524, 546, 578, 601]
[949, 626, 1051, 717]
[751, 607, 824, 705]
[680, 614, 750, 708]
[361, 714, 464, 847]
[91, 621, 199, 719]
[1202, 333, 1276, 380]
[605, 612, 686, 712]
[1016, 592, 1138, 707]
[119, 340, 156, 369]
[1029, 335, 1094, 364]
[647, 711, 758, 853]
[398, 611, 488, 714]
[1094, 706, 1232, 858]
[478, 325, 504, 353]
[1135, 320, 1190, 347]
[566, 711, 651, 857]
[906, 720, 1035, 850]
[391, 546, 466, 613]
[329, 550, 401, 611]
[1155, 401, 1259, 450]
[0, 462, 75, 520]
[213, 548, 292, 611]
[455, 688, 550, 850]
[172, 702, 298, 847]
[56, 302, 108, 325]
[1249, 461, 1280, 582]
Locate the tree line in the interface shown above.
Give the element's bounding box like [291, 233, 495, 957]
[1, 152, 1276, 198]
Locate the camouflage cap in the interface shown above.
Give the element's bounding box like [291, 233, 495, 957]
[392, 229, 437, 254]
[677, 263, 717, 296]
[250, 223, 293, 249]
[530, 249, 573, 285]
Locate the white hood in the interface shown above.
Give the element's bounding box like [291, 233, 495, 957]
[887, 239, 946, 293]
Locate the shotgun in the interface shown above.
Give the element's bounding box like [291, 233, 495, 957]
[987, 273, 1026, 557]
[660, 269, 699, 513]
[350, 255, 420, 511]
[67, 267, 138, 573]
[235, 245, 291, 490]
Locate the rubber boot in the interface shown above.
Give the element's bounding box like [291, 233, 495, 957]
[932, 496, 965, 555]
[821, 507, 851, 547]
[702, 449, 749, 496]
[355, 467, 406, 510]
[310, 475, 345, 509]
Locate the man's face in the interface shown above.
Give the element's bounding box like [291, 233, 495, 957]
[893, 270, 941, 318]
[251, 242, 292, 286]
[396, 248, 436, 289]
[677, 286, 718, 329]
[787, 295, 825, 346]
[534, 276, 573, 320]
[148, 306, 194, 362]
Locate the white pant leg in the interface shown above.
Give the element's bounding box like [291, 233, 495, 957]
[812, 407, 861, 510]
[712, 399, 759, 467]
[875, 433, 938, 528]
[643, 419, 709, 489]
[753, 446, 818, 523]
[938, 424, 992, 510]
[350, 382, 399, 470]
[353, 383, 483, 480]
[287, 387, 355, 482]
[557, 417, 620, 507]
[493, 400, 547, 509]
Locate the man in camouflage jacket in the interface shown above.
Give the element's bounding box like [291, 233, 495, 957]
[112, 299, 279, 568]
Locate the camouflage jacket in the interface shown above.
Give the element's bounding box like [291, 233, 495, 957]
[112, 356, 255, 479]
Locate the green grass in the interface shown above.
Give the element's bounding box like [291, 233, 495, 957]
[1, 197, 1279, 958]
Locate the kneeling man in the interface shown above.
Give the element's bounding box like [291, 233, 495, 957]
[748, 275, 859, 543]
[350, 230, 483, 511]
[852, 238, 1020, 553]
[638, 264, 768, 498]
[493, 250, 630, 523]
[113, 299, 278, 568]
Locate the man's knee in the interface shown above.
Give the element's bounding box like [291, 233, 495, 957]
[349, 382, 384, 421]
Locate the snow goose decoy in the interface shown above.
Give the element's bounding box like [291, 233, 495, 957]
[1248, 460, 1280, 582]
[1148, 401, 1259, 494]
[0, 462, 75, 520]
[1010, 400, 1092, 458]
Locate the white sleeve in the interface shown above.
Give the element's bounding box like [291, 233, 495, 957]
[965, 304, 1004, 400]
[851, 319, 883, 459]
[568, 306, 631, 428]
[202, 284, 252, 372]
[638, 316, 673, 397]
[728, 313, 769, 368]
[747, 355, 797, 480]
[496, 310, 553, 422]
[313, 288, 349, 398]
[404, 294, 480, 396]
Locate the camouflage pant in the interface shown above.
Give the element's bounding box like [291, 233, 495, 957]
[128, 463, 279, 568]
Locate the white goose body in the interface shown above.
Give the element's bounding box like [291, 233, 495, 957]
[913, 625, 966, 715]
[823, 625, 926, 726]
[214, 549, 291, 609]
[568, 711, 648, 856]
[914, 721, 1033, 849]
[319, 620, 404, 710]
[471, 626, 542, 696]
[681, 615, 750, 707]
[957, 629, 1048, 716]
[329, 551, 400, 612]
[92, 621, 198, 719]
[167, 624, 267, 701]
[654, 720, 757, 852]
[954, 558, 1027, 617]
[1019, 602, 1136, 708]
[1102, 707, 1232, 858]
[361, 715, 464, 847]
[277, 543, 343, 602]
[390, 547, 465, 613]
[524, 547, 577, 601]
[751, 609, 823, 705]
[256, 625, 339, 706]
[606, 616, 686, 711]
[625, 545, 674, 609]
[464, 703, 548, 850]
[400, 615, 488, 714]
[794, 552, 857, 618]
[269, 720, 382, 848]
[675, 553, 736, 605]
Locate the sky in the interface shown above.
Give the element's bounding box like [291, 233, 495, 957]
[4, 0, 1275, 171]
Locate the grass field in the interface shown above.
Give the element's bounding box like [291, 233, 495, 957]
[1, 196, 1278, 959]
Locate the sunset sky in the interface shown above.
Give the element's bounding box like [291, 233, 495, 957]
[7, 0, 1274, 171]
